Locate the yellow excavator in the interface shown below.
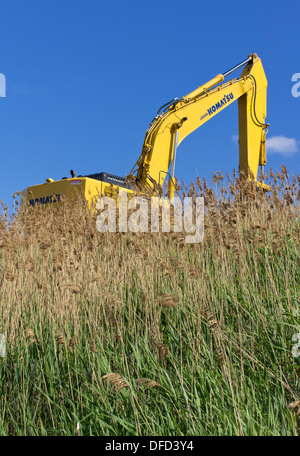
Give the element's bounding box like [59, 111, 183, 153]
[21, 53, 269, 207]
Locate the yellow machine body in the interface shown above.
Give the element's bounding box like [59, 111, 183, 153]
[21, 53, 269, 208]
[21, 176, 133, 209]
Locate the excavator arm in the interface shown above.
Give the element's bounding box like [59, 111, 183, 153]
[131, 53, 268, 197]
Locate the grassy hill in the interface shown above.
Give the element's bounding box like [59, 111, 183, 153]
[0, 168, 299, 435]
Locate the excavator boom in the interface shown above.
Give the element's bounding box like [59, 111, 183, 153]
[132, 53, 268, 197]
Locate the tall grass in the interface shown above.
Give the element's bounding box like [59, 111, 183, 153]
[0, 167, 299, 436]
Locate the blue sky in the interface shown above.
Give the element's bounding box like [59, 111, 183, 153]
[0, 0, 299, 207]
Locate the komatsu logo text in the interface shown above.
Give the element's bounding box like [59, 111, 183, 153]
[29, 194, 62, 206]
[207, 93, 234, 115]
